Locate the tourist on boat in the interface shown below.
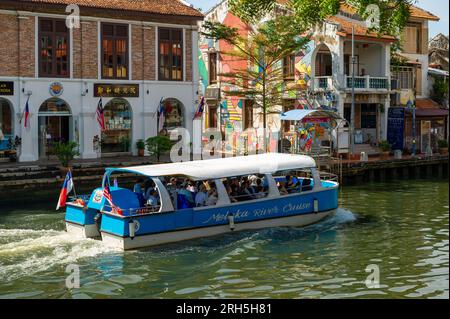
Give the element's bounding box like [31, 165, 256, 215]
[144, 179, 156, 201]
[195, 184, 208, 207]
[226, 185, 238, 203]
[286, 175, 298, 194]
[278, 181, 289, 195]
[133, 178, 145, 206]
[177, 181, 195, 208]
[238, 180, 255, 201]
[146, 189, 159, 208]
[205, 188, 218, 206]
[254, 186, 266, 199]
[186, 180, 197, 193]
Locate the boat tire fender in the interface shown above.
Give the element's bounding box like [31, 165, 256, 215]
[313, 199, 319, 214]
[94, 212, 102, 232]
[129, 219, 136, 240]
[228, 214, 235, 231]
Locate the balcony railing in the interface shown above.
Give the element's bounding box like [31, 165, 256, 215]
[345, 75, 390, 90]
[313, 76, 333, 91]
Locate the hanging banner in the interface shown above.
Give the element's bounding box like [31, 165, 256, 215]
[387, 107, 405, 150]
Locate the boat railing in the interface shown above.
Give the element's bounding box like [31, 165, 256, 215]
[102, 204, 162, 217]
[67, 194, 91, 208]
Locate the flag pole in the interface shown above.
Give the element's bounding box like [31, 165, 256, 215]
[71, 170, 78, 199]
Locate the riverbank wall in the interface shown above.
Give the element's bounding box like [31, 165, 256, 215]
[0, 154, 448, 205]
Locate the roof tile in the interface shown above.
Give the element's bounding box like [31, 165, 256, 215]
[18, 0, 204, 18]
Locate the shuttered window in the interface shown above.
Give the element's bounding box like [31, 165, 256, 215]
[101, 23, 129, 79]
[39, 18, 70, 78]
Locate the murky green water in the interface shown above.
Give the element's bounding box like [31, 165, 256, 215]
[0, 179, 448, 299]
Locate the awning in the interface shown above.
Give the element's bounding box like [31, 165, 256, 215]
[280, 109, 344, 121]
[406, 99, 449, 117]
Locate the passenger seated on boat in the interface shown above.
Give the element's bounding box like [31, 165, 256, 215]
[227, 185, 238, 203]
[238, 180, 255, 201]
[144, 179, 156, 201]
[195, 184, 208, 207]
[146, 189, 159, 207]
[278, 181, 289, 195]
[206, 188, 218, 206]
[285, 175, 295, 193]
[186, 180, 196, 193]
[133, 178, 146, 207]
[301, 178, 313, 192]
[177, 181, 195, 208]
[254, 186, 266, 199]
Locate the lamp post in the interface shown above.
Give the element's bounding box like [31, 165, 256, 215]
[406, 99, 416, 157]
[350, 26, 356, 156]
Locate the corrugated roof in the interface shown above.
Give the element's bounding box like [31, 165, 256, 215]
[17, 0, 204, 18]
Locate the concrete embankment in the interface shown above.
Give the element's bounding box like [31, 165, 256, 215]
[0, 157, 157, 205]
[337, 154, 449, 185]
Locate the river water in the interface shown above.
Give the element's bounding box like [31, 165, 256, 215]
[0, 179, 448, 299]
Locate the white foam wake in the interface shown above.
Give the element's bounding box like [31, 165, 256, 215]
[0, 228, 121, 282]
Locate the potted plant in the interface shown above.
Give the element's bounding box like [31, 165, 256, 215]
[53, 141, 80, 175]
[6, 136, 21, 162]
[378, 140, 391, 159]
[146, 136, 173, 162]
[136, 139, 145, 157]
[438, 139, 448, 155]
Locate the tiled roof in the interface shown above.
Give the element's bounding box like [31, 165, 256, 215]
[416, 98, 444, 109]
[409, 6, 439, 21]
[17, 0, 204, 18]
[328, 16, 396, 41]
[340, 2, 439, 21]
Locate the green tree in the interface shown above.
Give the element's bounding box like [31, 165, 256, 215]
[145, 136, 173, 162]
[430, 77, 449, 106]
[202, 0, 414, 151]
[53, 141, 80, 167]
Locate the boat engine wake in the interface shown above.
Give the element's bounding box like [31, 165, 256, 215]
[0, 228, 120, 282]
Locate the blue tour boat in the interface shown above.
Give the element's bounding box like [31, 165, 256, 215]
[65, 153, 339, 250]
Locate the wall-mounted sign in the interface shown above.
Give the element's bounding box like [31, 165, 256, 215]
[387, 107, 405, 151]
[94, 84, 139, 98]
[49, 82, 64, 96]
[0, 81, 14, 96]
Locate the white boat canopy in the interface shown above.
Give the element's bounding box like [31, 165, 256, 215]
[280, 109, 343, 121]
[106, 153, 316, 181]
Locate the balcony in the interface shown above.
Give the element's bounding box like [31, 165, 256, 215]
[312, 76, 334, 91]
[345, 76, 390, 91]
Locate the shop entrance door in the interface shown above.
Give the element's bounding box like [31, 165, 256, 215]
[38, 116, 71, 158]
[38, 98, 72, 159]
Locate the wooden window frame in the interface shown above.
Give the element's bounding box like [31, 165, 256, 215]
[38, 18, 70, 78]
[158, 28, 184, 82]
[209, 52, 218, 85]
[283, 54, 296, 80]
[243, 100, 254, 131]
[101, 23, 129, 80]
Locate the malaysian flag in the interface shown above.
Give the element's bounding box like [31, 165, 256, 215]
[103, 183, 115, 208]
[158, 97, 165, 133]
[193, 97, 206, 120]
[96, 98, 106, 131]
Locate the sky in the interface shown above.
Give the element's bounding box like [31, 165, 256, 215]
[186, 0, 448, 38]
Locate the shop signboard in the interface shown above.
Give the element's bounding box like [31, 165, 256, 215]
[0, 82, 14, 95]
[94, 84, 139, 98]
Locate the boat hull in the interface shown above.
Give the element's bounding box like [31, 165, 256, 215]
[66, 221, 101, 238]
[101, 209, 335, 250]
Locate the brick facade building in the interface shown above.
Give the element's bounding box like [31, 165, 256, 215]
[0, 0, 203, 161]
